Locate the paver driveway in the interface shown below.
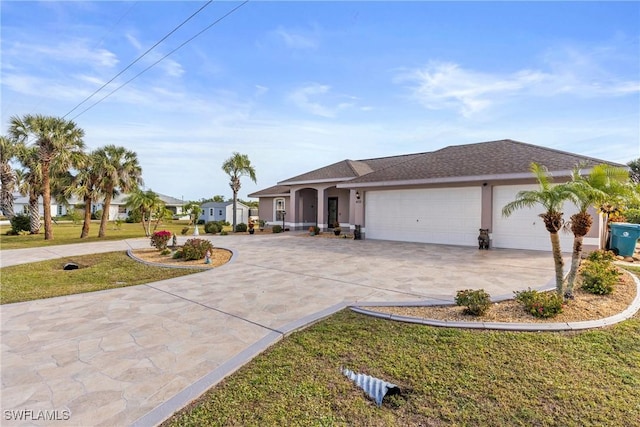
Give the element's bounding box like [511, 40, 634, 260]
[1, 233, 559, 426]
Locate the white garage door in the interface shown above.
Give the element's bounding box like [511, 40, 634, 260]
[492, 185, 578, 251]
[365, 187, 481, 246]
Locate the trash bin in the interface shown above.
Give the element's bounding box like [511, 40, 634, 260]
[609, 222, 640, 257]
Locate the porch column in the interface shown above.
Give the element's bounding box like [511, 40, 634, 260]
[317, 187, 326, 230]
[289, 188, 298, 230]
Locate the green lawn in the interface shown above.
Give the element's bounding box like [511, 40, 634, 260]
[0, 251, 204, 304]
[0, 220, 216, 250]
[165, 308, 640, 427]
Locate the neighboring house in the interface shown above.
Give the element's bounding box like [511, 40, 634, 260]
[248, 139, 626, 251]
[199, 201, 250, 224]
[8, 192, 186, 221]
[94, 193, 187, 221]
[11, 193, 77, 218]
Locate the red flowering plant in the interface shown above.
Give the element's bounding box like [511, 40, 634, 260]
[150, 230, 172, 251]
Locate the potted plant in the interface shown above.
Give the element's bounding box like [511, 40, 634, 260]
[248, 219, 255, 234]
[259, 219, 266, 231]
[333, 222, 341, 236]
[309, 226, 315, 236]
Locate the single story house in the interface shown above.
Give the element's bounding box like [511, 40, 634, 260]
[248, 139, 626, 251]
[8, 192, 186, 221]
[199, 201, 250, 224]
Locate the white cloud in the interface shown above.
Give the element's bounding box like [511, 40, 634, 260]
[395, 61, 549, 117]
[125, 33, 142, 51]
[273, 26, 318, 49]
[287, 84, 359, 118]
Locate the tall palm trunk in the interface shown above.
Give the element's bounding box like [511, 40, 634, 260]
[41, 162, 53, 240]
[28, 192, 40, 234]
[566, 212, 592, 297]
[549, 231, 565, 297]
[81, 196, 92, 238]
[98, 189, 113, 237]
[0, 164, 15, 219]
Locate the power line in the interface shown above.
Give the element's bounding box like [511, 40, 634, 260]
[63, 1, 213, 119]
[71, 0, 249, 121]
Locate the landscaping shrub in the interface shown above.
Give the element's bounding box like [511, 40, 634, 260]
[624, 208, 640, 224]
[204, 221, 220, 234]
[197, 219, 205, 225]
[514, 288, 564, 318]
[220, 230, 228, 236]
[454, 289, 491, 316]
[150, 230, 172, 250]
[235, 223, 248, 232]
[272, 224, 282, 233]
[172, 250, 183, 259]
[92, 209, 103, 220]
[9, 213, 30, 234]
[580, 250, 621, 295]
[126, 209, 141, 223]
[180, 238, 214, 261]
[161, 249, 171, 255]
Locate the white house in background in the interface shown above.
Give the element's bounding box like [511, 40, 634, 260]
[7, 192, 186, 221]
[199, 201, 250, 224]
[93, 192, 187, 221]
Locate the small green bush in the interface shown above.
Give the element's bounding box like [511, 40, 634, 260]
[220, 230, 228, 236]
[9, 213, 30, 234]
[172, 250, 183, 259]
[586, 249, 617, 263]
[514, 288, 564, 318]
[235, 223, 248, 232]
[455, 289, 491, 316]
[181, 238, 214, 261]
[624, 208, 640, 224]
[204, 221, 220, 234]
[197, 219, 205, 225]
[160, 248, 171, 255]
[580, 258, 621, 295]
[92, 209, 103, 220]
[181, 227, 190, 235]
[272, 224, 282, 233]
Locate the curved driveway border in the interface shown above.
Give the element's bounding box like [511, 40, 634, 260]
[126, 247, 238, 270]
[351, 271, 640, 332]
[2, 234, 639, 427]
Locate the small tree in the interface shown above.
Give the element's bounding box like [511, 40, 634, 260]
[222, 152, 257, 231]
[502, 163, 576, 298]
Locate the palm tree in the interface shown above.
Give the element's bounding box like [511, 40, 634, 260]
[502, 163, 576, 297]
[94, 145, 142, 238]
[66, 150, 102, 238]
[14, 145, 43, 234]
[183, 201, 203, 235]
[8, 114, 85, 240]
[0, 135, 19, 219]
[222, 152, 256, 231]
[564, 164, 630, 297]
[125, 189, 162, 236]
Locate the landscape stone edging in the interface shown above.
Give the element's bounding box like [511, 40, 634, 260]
[126, 247, 237, 270]
[350, 271, 640, 332]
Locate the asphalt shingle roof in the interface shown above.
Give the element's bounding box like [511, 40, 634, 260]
[346, 139, 625, 185]
[250, 139, 624, 194]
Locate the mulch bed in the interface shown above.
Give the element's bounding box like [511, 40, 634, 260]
[370, 270, 637, 323]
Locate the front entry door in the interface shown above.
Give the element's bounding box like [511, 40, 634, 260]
[328, 197, 338, 228]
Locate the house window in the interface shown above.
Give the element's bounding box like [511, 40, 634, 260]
[210, 208, 214, 216]
[274, 198, 285, 221]
[57, 205, 63, 216]
[118, 206, 127, 214]
[219, 210, 223, 216]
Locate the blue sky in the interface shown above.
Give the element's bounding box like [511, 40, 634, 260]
[2, 1, 639, 201]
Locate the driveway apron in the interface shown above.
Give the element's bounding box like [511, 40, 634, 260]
[1, 234, 558, 426]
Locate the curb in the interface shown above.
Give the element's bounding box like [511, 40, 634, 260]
[350, 271, 640, 332]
